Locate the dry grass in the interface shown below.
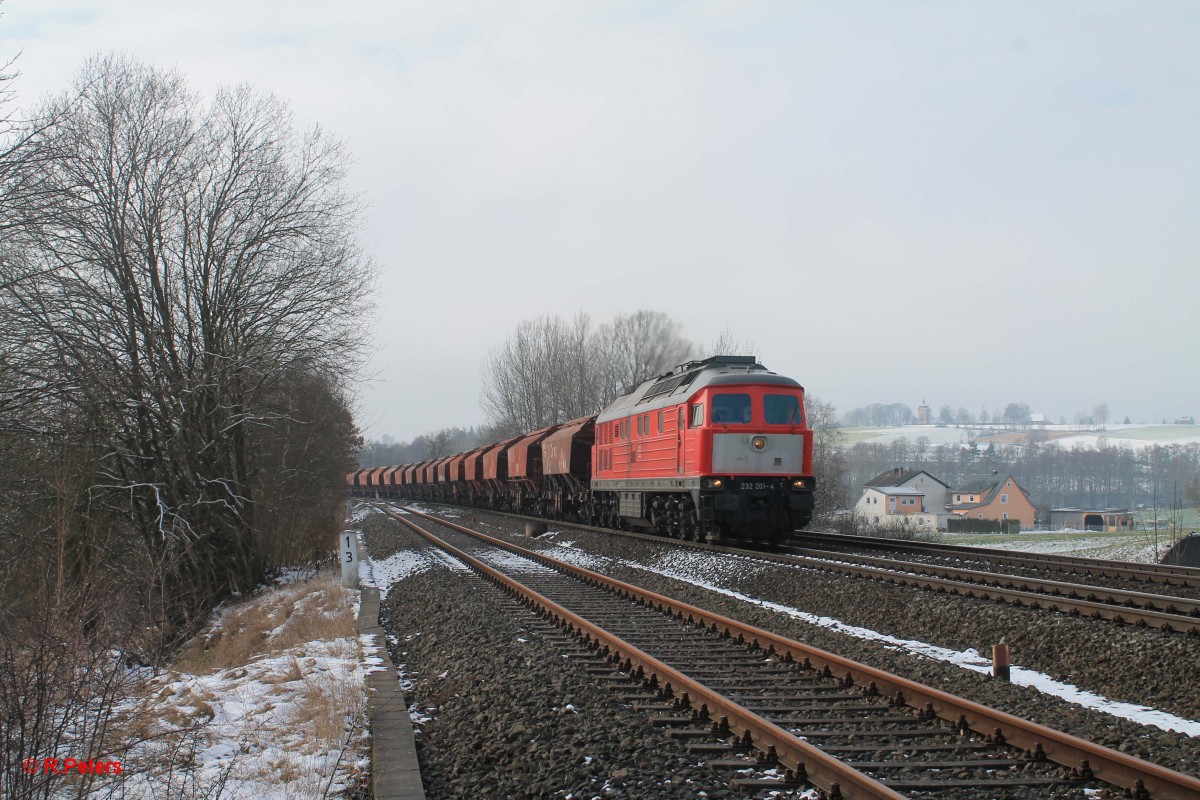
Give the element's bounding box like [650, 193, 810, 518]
[101, 567, 368, 799]
[174, 571, 355, 675]
[292, 659, 365, 743]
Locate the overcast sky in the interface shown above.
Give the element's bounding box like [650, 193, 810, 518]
[4, 2, 1198, 440]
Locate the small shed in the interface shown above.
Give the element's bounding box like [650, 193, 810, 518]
[1049, 508, 1134, 532]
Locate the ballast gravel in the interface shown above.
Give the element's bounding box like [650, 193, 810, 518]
[358, 505, 1200, 797]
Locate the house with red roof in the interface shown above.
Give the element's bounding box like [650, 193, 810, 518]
[946, 472, 1036, 530]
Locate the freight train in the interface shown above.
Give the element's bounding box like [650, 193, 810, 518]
[349, 355, 815, 544]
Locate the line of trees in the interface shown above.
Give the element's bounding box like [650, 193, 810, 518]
[1, 52, 372, 794]
[853, 400, 1137, 430]
[839, 438, 1200, 517]
[479, 311, 753, 437]
[360, 427, 485, 466]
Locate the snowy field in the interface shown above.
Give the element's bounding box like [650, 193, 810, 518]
[844, 423, 1200, 451]
[942, 529, 1185, 563]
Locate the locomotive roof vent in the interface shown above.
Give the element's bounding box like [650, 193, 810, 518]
[674, 354, 760, 372]
[638, 355, 768, 405]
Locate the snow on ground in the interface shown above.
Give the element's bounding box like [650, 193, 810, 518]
[347, 504, 378, 523]
[358, 532, 470, 600]
[538, 539, 620, 571]
[115, 575, 370, 800]
[545, 543, 1200, 736]
[944, 530, 1174, 564]
[404, 502, 460, 518]
[968, 534, 1162, 563]
[477, 549, 557, 574]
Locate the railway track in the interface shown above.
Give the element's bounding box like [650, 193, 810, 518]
[397, 501, 1200, 634]
[770, 544, 1200, 635]
[376, 502, 1200, 800]
[789, 530, 1200, 590]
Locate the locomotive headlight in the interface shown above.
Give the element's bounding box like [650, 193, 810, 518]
[791, 478, 813, 491]
[751, 435, 768, 452]
[702, 477, 725, 490]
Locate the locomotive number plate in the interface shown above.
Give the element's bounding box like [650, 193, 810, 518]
[743, 482, 771, 491]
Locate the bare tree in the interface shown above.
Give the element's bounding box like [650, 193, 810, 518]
[1002, 402, 1032, 428]
[592, 310, 694, 402]
[807, 395, 849, 520]
[703, 327, 756, 358]
[480, 313, 600, 436]
[3, 54, 373, 636]
[481, 310, 698, 437]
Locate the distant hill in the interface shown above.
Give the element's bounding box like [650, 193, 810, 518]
[840, 423, 1200, 451]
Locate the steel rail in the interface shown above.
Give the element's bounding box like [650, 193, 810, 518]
[382, 507, 907, 800]
[390, 502, 1200, 800]
[790, 530, 1200, 587]
[778, 545, 1200, 619]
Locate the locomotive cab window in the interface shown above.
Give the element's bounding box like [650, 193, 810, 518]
[711, 393, 751, 424]
[690, 403, 704, 428]
[764, 394, 803, 425]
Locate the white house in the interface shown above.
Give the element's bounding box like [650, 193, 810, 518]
[864, 468, 950, 514]
[854, 486, 939, 530]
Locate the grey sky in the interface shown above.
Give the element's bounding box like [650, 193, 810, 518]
[4, 2, 1198, 440]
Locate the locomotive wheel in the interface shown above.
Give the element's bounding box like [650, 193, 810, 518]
[679, 497, 697, 541]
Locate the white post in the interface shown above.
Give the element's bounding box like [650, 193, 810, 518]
[340, 530, 360, 588]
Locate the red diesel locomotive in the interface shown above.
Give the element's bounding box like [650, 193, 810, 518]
[349, 355, 816, 543]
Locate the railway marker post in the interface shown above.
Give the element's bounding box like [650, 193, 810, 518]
[992, 642, 1010, 681]
[341, 530, 360, 589]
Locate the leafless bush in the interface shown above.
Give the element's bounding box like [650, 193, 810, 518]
[0, 581, 142, 800]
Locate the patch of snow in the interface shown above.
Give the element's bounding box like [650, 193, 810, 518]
[360, 633, 387, 674]
[539, 541, 612, 571]
[408, 703, 433, 728]
[348, 504, 376, 523]
[371, 551, 438, 598]
[273, 567, 317, 585]
[430, 549, 471, 572]
[395, 664, 418, 693]
[358, 537, 469, 599]
[477, 550, 557, 574]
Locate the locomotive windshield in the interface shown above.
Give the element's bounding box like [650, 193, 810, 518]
[764, 394, 803, 424]
[711, 393, 751, 424]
